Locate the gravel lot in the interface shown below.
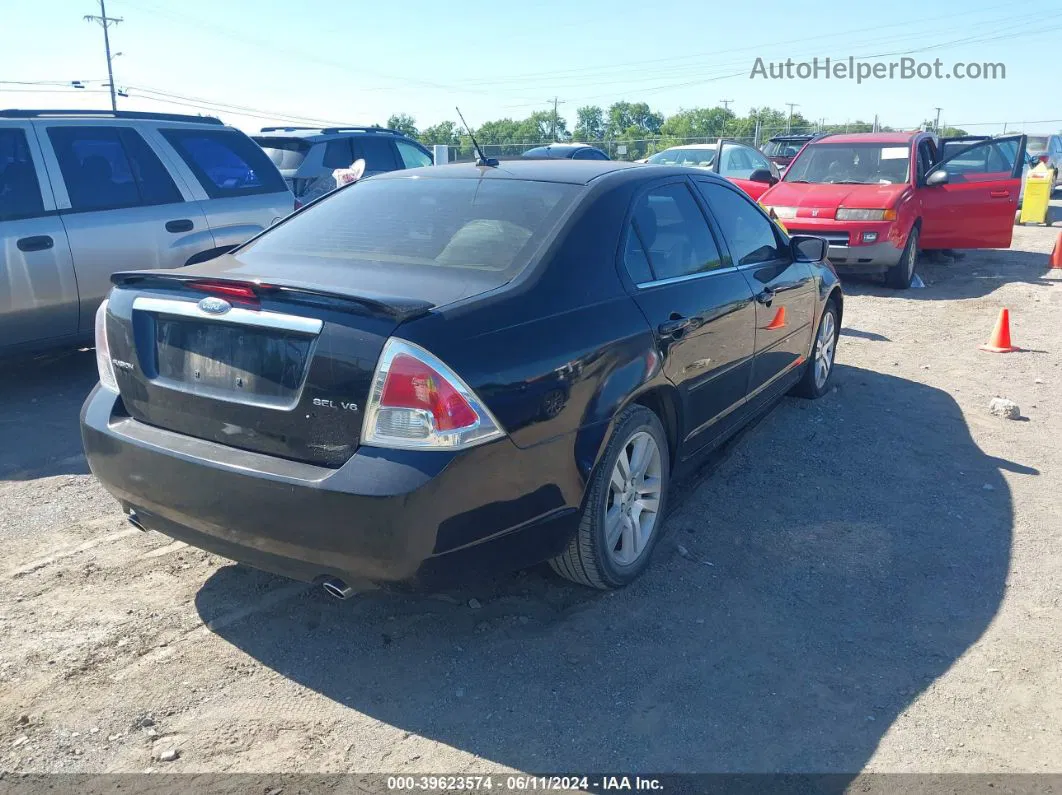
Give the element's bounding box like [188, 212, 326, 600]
[1, 206, 1061, 777]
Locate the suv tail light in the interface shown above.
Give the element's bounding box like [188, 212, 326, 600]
[1037, 154, 1050, 165]
[362, 338, 505, 451]
[94, 299, 119, 392]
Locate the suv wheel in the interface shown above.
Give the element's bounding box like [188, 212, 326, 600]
[886, 226, 919, 289]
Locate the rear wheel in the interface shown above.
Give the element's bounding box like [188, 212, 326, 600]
[792, 299, 839, 399]
[885, 226, 919, 289]
[550, 405, 669, 589]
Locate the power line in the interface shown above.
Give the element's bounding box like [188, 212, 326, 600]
[84, 0, 122, 111]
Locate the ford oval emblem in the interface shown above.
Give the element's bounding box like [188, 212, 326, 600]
[198, 296, 232, 315]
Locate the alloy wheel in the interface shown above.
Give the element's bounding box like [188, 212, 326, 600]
[605, 431, 663, 566]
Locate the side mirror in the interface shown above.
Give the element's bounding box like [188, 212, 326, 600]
[926, 169, 949, 187]
[790, 234, 828, 263]
[749, 168, 777, 185]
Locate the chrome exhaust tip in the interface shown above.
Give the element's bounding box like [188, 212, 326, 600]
[127, 510, 147, 532]
[321, 577, 355, 600]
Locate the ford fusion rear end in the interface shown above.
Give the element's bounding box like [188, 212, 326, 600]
[80, 175, 585, 588]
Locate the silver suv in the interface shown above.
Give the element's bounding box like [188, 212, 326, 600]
[0, 109, 293, 357]
[253, 126, 433, 206]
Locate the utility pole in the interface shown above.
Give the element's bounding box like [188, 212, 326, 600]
[785, 102, 799, 133]
[549, 96, 566, 142]
[85, 0, 122, 111]
[933, 107, 942, 134]
[719, 99, 733, 112]
[873, 114, 879, 133]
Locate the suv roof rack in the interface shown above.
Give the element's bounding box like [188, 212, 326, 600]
[0, 108, 224, 125]
[257, 125, 408, 137]
[321, 126, 404, 136]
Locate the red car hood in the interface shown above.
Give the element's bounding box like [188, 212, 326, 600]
[760, 181, 908, 209]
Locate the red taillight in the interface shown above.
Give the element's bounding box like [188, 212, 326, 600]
[1038, 155, 1050, 165]
[294, 199, 304, 210]
[362, 338, 505, 451]
[380, 354, 477, 431]
[188, 280, 262, 305]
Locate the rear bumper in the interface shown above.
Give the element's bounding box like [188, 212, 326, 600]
[81, 385, 582, 588]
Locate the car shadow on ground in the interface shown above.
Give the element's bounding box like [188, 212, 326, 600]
[196, 364, 1016, 775]
[0, 349, 97, 481]
[840, 245, 1057, 301]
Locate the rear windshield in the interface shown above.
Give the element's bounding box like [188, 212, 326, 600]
[763, 139, 808, 157]
[238, 177, 580, 279]
[1025, 136, 1049, 153]
[784, 142, 911, 185]
[648, 148, 716, 167]
[254, 137, 312, 170]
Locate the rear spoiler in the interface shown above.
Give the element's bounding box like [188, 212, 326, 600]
[110, 271, 435, 323]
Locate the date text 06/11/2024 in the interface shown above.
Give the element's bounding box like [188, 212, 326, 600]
[385, 775, 665, 791]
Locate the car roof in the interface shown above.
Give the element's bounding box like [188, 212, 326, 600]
[768, 133, 817, 141]
[814, 132, 917, 145]
[371, 159, 726, 186]
[662, 143, 723, 150]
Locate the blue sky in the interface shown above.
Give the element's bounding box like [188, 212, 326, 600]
[3, 0, 1061, 138]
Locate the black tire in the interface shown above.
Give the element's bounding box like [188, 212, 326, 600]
[885, 226, 919, 289]
[791, 298, 839, 399]
[550, 405, 670, 589]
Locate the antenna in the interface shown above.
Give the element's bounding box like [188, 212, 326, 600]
[456, 106, 498, 167]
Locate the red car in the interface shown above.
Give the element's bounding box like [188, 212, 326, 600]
[646, 141, 779, 200]
[759, 131, 1026, 288]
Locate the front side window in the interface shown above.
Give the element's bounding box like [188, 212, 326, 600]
[0, 128, 45, 221]
[48, 126, 182, 212]
[720, 145, 756, 179]
[161, 128, 287, 198]
[395, 140, 432, 169]
[937, 138, 1020, 180]
[696, 181, 782, 266]
[784, 142, 911, 185]
[628, 183, 723, 282]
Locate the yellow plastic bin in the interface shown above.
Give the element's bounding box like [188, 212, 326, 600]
[1019, 162, 1053, 226]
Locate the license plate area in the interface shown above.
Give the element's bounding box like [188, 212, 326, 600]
[154, 317, 315, 410]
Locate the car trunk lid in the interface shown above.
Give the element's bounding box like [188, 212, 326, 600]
[105, 268, 439, 467]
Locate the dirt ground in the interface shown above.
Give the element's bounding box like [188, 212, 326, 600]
[1, 206, 1061, 778]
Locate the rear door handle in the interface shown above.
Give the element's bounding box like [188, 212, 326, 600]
[166, 219, 194, 233]
[658, 315, 694, 338]
[989, 190, 1010, 198]
[16, 235, 54, 252]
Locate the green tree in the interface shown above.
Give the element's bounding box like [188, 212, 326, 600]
[386, 113, 418, 138]
[659, 106, 735, 145]
[420, 120, 461, 147]
[606, 102, 664, 139]
[574, 105, 605, 142]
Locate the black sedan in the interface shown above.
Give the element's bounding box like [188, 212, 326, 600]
[81, 160, 841, 592]
[521, 143, 610, 160]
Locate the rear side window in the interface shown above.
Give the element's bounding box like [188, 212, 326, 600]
[254, 137, 311, 170]
[573, 148, 608, 160]
[629, 183, 723, 281]
[48, 126, 183, 212]
[696, 181, 782, 266]
[322, 138, 355, 169]
[0, 128, 46, 221]
[395, 140, 432, 169]
[355, 136, 399, 171]
[161, 128, 287, 198]
[239, 178, 579, 279]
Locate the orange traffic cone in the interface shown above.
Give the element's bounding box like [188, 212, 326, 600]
[762, 306, 787, 330]
[980, 308, 1020, 353]
[1050, 231, 1062, 269]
